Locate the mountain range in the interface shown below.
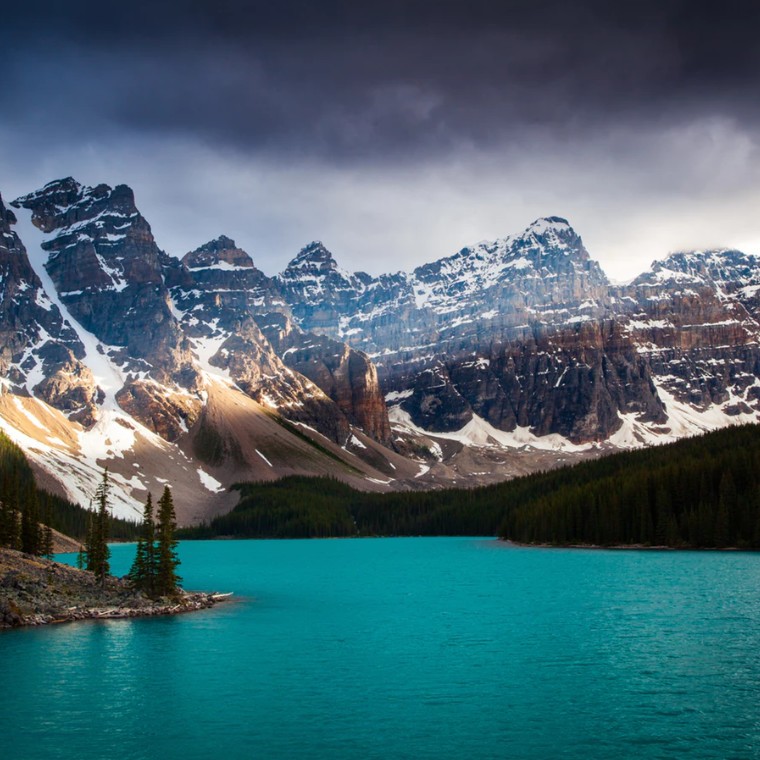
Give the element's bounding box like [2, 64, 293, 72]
[1, 176, 758, 523]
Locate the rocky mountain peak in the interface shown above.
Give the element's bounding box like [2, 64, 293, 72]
[526, 215, 573, 235]
[12, 178, 198, 404]
[513, 216, 589, 261]
[633, 248, 760, 290]
[12, 178, 159, 287]
[14, 179, 140, 237]
[278, 241, 368, 313]
[1, 196, 16, 226]
[282, 241, 346, 277]
[182, 236, 255, 270]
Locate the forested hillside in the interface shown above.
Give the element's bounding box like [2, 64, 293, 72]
[500, 424, 760, 548]
[0, 431, 139, 548]
[180, 425, 760, 548]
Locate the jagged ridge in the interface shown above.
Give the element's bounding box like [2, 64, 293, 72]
[1, 176, 760, 521]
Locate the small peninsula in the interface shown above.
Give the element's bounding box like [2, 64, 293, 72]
[0, 547, 227, 629]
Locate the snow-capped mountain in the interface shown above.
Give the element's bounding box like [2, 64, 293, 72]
[3, 179, 402, 522]
[0, 193, 95, 421]
[275, 224, 760, 444]
[279, 217, 610, 359]
[2, 176, 760, 523]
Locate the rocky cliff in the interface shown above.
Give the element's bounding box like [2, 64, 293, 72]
[0, 193, 99, 424]
[168, 236, 390, 444]
[257, 312, 391, 442]
[270, 220, 760, 445]
[1, 176, 760, 520]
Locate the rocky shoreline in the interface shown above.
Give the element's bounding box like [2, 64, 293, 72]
[0, 548, 230, 629]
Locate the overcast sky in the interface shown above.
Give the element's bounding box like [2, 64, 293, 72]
[2, 0, 760, 280]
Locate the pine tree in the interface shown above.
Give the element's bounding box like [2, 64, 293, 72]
[716, 471, 737, 547]
[0, 500, 9, 547]
[42, 522, 54, 559]
[86, 470, 111, 585]
[41, 503, 55, 559]
[155, 486, 181, 598]
[84, 510, 94, 567]
[128, 493, 156, 595]
[20, 494, 42, 555]
[0, 500, 20, 549]
[714, 501, 731, 549]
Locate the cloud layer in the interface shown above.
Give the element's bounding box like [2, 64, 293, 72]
[2, 0, 760, 279]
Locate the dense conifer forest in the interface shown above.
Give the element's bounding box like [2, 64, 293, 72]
[0, 431, 139, 549]
[179, 424, 760, 548]
[499, 423, 760, 548]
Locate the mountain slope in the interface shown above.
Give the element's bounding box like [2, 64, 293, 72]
[1, 176, 760, 521]
[0, 180, 442, 520]
[274, 222, 760, 445]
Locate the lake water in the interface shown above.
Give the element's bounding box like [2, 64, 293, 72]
[2, 538, 760, 759]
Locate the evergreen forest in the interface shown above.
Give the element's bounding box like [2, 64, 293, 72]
[180, 424, 760, 549]
[0, 430, 139, 554]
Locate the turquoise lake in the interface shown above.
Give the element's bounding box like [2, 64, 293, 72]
[2, 538, 760, 759]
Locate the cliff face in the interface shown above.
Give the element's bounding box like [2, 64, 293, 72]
[403, 321, 665, 441]
[167, 236, 391, 445]
[14, 179, 197, 386]
[8, 184, 390, 448]
[257, 312, 391, 443]
[271, 219, 661, 442]
[272, 225, 760, 444]
[3, 174, 760, 515]
[616, 249, 760, 416]
[0, 193, 99, 424]
[277, 241, 373, 334]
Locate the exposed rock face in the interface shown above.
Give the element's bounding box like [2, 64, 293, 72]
[9, 181, 387, 448]
[0, 193, 99, 424]
[272, 222, 760, 443]
[276, 219, 609, 355]
[182, 235, 255, 270]
[174, 235, 280, 313]
[13, 179, 199, 390]
[615, 249, 760, 414]
[256, 312, 392, 443]
[277, 241, 372, 333]
[32, 351, 102, 427]
[115, 380, 201, 441]
[163, 235, 389, 445]
[272, 219, 655, 442]
[400, 321, 666, 441]
[168, 239, 354, 444]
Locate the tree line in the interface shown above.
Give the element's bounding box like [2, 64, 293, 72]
[178, 475, 510, 540]
[0, 428, 182, 596]
[0, 431, 140, 554]
[179, 424, 760, 549]
[499, 424, 760, 548]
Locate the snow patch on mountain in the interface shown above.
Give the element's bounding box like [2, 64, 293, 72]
[389, 405, 594, 453]
[13, 205, 125, 409]
[197, 468, 225, 493]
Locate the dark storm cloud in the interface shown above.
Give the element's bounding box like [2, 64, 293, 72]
[3, 0, 760, 162]
[3, 1, 760, 282]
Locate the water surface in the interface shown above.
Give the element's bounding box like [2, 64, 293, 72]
[2, 538, 760, 759]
